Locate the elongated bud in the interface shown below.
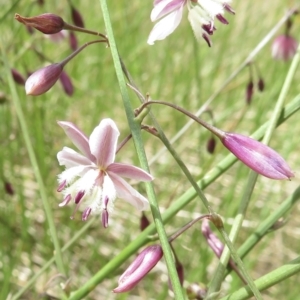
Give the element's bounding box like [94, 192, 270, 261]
[69, 31, 78, 51]
[206, 136, 216, 154]
[25, 63, 63, 96]
[221, 132, 294, 180]
[15, 13, 65, 34]
[246, 81, 254, 104]
[113, 245, 163, 293]
[11, 68, 25, 85]
[4, 181, 14, 196]
[59, 70, 74, 96]
[140, 212, 150, 231]
[257, 78, 265, 92]
[71, 6, 84, 28]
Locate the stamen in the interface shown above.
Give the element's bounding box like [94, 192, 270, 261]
[74, 190, 85, 204]
[59, 194, 72, 207]
[202, 33, 212, 47]
[82, 207, 92, 221]
[57, 179, 67, 192]
[216, 14, 229, 25]
[224, 4, 235, 15]
[102, 210, 109, 228]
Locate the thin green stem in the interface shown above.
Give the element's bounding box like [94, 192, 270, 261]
[0, 38, 66, 275]
[97, 0, 184, 299]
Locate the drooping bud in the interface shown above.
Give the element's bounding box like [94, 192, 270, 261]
[69, 31, 78, 51]
[245, 81, 254, 104]
[59, 71, 74, 96]
[206, 136, 216, 154]
[25, 63, 63, 96]
[221, 132, 294, 180]
[186, 282, 207, 300]
[11, 68, 25, 85]
[15, 13, 65, 34]
[71, 6, 84, 28]
[272, 35, 298, 61]
[140, 212, 150, 231]
[113, 245, 163, 293]
[4, 181, 14, 196]
[257, 78, 265, 92]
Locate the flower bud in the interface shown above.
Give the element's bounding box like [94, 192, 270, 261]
[221, 132, 294, 180]
[113, 245, 163, 293]
[11, 68, 25, 85]
[25, 63, 63, 96]
[15, 13, 65, 34]
[140, 212, 150, 231]
[257, 78, 265, 92]
[59, 70, 74, 96]
[246, 81, 254, 104]
[69, 31, 78, 51]
[272, 35, 298, 61]
[4, 181, 14, 196]
[71, 6, 84, 28]
[206, 136, 216, 154]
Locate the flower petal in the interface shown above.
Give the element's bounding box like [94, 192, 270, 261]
[57, 121, 95, 162]
[57, 147, 92, 168]
[108, 172, 149, 211]
[147, 4, 184, 45]
[107, 163, 154, 181]
[151, 0, 185, 22]
[89, 118, 120, 168]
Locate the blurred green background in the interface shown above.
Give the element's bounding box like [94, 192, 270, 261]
[1, 0, 300, 299]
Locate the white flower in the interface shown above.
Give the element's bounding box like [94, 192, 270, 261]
[57, 118, 153, 227]
[147, 0, 234, 46]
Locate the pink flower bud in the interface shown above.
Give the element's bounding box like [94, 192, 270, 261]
[221, 132, 294, 180]
[113, 245, 163, 293]
[11, 68, 25, 85]
[25, 63, 63, 96]
[59, 70, 74, 96]
[15, 13, 65, 34]
[272, 35, 298, 61]
[71, 6, 84, 28]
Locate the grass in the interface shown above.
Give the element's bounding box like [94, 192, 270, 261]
[1, 0, 300, 299]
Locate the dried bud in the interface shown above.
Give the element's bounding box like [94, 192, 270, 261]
[257, 78, 265, 92]
[4, 181, 14, 195]
[113, 245, 163, 293]
[25, 63, 63, 96]
[59, 71, 74, 96]
[15, 13, 65, 34]
[272, 35, 298, 61]
[246, 81, 254, 104]
[11, 69, 25, 85]
[71, 6, 84, 28]
[186, 283, 207, 300]
[140, 212, 150, 231]
[69, 31, 78, 51]
[206, 136, 216, 154]
[221, 132, 294, 180]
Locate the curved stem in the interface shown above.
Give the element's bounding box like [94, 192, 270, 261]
[63, 22, 107, 40]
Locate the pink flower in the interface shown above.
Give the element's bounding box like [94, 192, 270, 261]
[148, 0, 234, 46]
[272, 35, 298, 61]
[113, 245, 163, 293]
[57, 119, 153, 227]
[221, 133, 294, 180]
